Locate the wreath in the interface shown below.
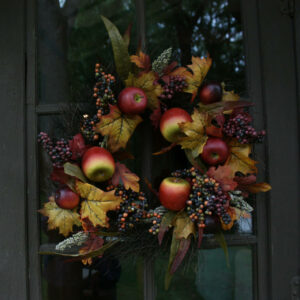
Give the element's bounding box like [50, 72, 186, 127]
[39, 16, 271, 289]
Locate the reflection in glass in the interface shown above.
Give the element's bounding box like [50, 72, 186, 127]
[145, 0, 246, 94]
[38, 0, 137, 104]
[155, 246, 253, 300]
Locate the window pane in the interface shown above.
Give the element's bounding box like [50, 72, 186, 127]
[38, 0, 137, 104]
[38, 115, 144, 300]
[145, 0, 246, 94]
[155, 246, 253, 300]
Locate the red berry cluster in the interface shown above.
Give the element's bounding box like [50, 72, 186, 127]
[172, 168, 231, 229]
[113, 185, 148, 232]
[38, 132, 72, 167]
[94, 63, 116, 118]
[159, 75, 187, 100]
[223, 112, 266, 144]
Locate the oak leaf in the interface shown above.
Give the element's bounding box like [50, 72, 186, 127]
[207, 165, 237, 192]
[184, 56, 212, 102]
[111, 162, 140, 192]
[130, 51, 151, 72]
[178, 109, 209, 158]
[125, 72, 163, 110]
[39, 197, 81, 237]
[95, 105, 142, 153]
[225, 140, 258, 177]
[76, 181, 123, 228]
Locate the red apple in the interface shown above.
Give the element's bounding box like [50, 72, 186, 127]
[199, 82, 223, 104]
[55, 187, 80, 209]
[82, 146, 115, 182]
[200, 137, 229, 165]
[159, 177, 191, 211]
[118, 87, 147, 115]
[160, 108, 192, 142]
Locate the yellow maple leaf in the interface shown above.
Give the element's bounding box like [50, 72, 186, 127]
[173, 212, 196, 240]
[125, 72, 163, 110]
[178, 109, 209, 158]
[221, 83, 240, 102]
[225, 139, 258, 176]
[39, 197, 81, 237]
[95, 105, 142, 153]
[76, 181, 123, 228]
[184, 56, 212, 101]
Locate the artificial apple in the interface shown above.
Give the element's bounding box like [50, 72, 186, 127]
[82, 146, 115, 182]
[118, 87, 147, 115]
[159, 177, 191, 211]
[199, 82, 222, 104]
[160, 107, 192, 142]
[200, 138, 229, 165]
[55, 187, 80, 209]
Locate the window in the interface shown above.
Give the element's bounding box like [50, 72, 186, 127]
[31, 0, 269, 299]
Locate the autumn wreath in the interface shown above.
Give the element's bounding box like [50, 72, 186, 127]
[38, 16, 271, 288]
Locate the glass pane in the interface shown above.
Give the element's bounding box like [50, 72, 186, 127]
[145, 0, 246, 95]
[38, 115, 144, 300]
[38, 0, 137, 104]
[155, 246, 253, 300]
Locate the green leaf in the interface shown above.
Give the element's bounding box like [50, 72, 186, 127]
[64, 162, 87, 183]
[101, 16, 131, 81]
[214, 231, 230, 267]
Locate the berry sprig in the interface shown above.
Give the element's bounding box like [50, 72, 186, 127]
[94, 63, 116, 117]
[38, 132, 72, 168]
[172, 168, 232, 229]
[223, 112, 266, 144]
[113, 185, 148, 232]
[159, 75, 187, 100]
[80, 114, 100, 144]
[147, 211, 163, 235]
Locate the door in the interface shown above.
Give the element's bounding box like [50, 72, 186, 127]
[0, 0, 299, 299]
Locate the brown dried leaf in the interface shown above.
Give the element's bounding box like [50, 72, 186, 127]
[130, 51, 151, 72]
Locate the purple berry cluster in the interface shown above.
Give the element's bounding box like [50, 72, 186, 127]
[223, 112, 266, 144]
[172, 168, 231, 229]
[38, 132, 72, 168]
[159, 75, 187, 100]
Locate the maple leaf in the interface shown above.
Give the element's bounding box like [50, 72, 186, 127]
[234, 175, 271, 196]
[222, 84, 240, 102]
[149, 104, 162, 129]
[130, 51, 151, 72]
[183, 56, 212, 102]
[79, 235, 104, 265]
[95, 105, 142, 153]
[69, 133, 88, 160]
[225, 140, 258, 177]
[76, 181, 123, 228]
[111, 162, 140, 192]
[39, 197, 81, 237]
[125, 72, 163, 110]
[178, 109, 209, 158]
[207, 165, 237, 192]
[221, 206, 237, 230]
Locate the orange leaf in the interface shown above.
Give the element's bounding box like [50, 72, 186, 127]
[125, 72, 163, 109]
[79, 235, 104, 265]
[130, 51, 151, 72]
[234, 175, 271, 195]
[225, 139, 258, 177]
[207, 165, 237, 192]
[245, 182, 271, 193]
[184, 56, 212, 101]
[221, 207, 237, 230]
[95, 105, 142, 153]
[39, 197, 81, 237]
[76, 181, 123, 228]
[111, 162, 140, 192]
